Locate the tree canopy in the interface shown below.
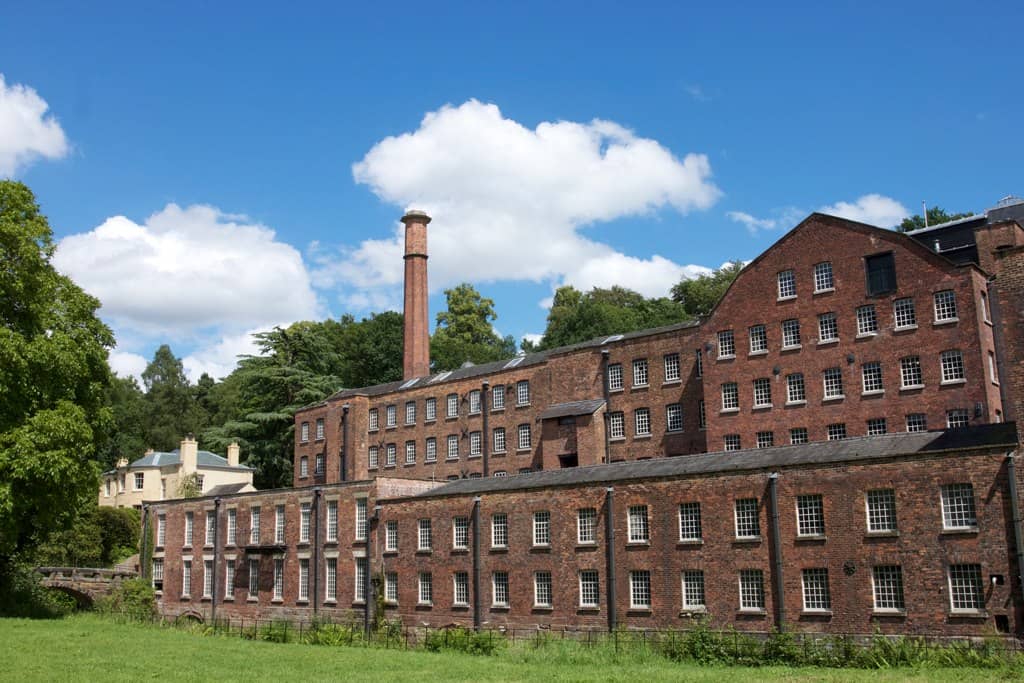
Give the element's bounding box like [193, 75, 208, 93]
[897, 207, 974, 233]
[670, 261, 744, 317]
[431, 283, 516, 370]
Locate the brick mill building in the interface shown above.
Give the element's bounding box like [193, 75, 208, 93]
[147, 199, 1024, 637]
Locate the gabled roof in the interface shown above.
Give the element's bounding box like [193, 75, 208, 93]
[128, 449, 252, 471]
[538, 399, 606, 420]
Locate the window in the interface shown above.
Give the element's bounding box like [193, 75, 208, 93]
[446, 393, 458, 418]
[418, 572, 433, 605]
[739, 569, 765, 610]
[298, 559, 309, 601]
[823, 367, 844, 399]
[119, 474, 125, 493]
[533, 511, 551, 546]
[753, 378, 772, 407]
[867, 418, 887, 435]
[577, 508, 597, 544]
[299, 503, 311, 543]
[634, 408, 651, 436]
[368, 446, 379, 469]
[818, 312, 838, 342]
[790, 427, 808, 444]
[384, 572, 397, 604]
[301, 422, 310, 442]
[469, 390, 481, 414]
[906, 413, 927, 432]
[134, 472, 144, 490]
[934, 290, 958, 322]
[517, 424, 531, 450]
[425, 437, 437, 462]
[156, 515, 166, 547]
[802, 568, 831, 611]
[718, 330, 735, 358]
[865, 252, 896, 296]
[682, 571, 705, 610]
[787, 373, 805, 403]
[981, 290, 991, 322]
[633, 359, 649, 387]
[664, 353, 680, 382]
[386, 404, 397, 428]
[425, 397, 437, 421]
[894, 297, 916, 328]
[756, 431, 774, 448]
[666, 403, 683, 432]
[796, 495, 825, 536]
[579, 570, 599, 608]
[777, 269, 796, 298]
[678, 503, 702, 542]
[351, 558, 367, 603]
[250, 507, 260, 544]
[491, 513, 508, 548]
[196, 475, 205, 492]
[397, 440, 412, 465]
[492, 428, 506, 453]
[382, 520, 397, 552]
[152, 558, 164, 592]
[608, 412, 625, 439]
[989, 351, 999, 384]
[385, 443, 396, 467]
[628, 505, 649, 543]
[698, 400, 706, 430]
[782, 319, 800, 348]
[940, 350, 965, 383]
[724, 434, 741, 451]
[491, 385, 505, 410]
[947, 409, 970, 428]
[275, 505, 285, 544]
[447, 435, 459, 459]
[324, 559, 338, 602]
[300, 456, 309, 478]
[861, 362, 883, 393]
[313, 417, 323, 440]
[448, 516, 468, 550]
[856, 305, 878, 335]
[735, 498, 760, 539]
[315, 453, 324, 475]
[418, 519, 432, 551]
[368, 409, 378, 431]
[827, 423, 847, 440]
[607, 363, 623, 391]
[105, 479, 111, 497]
[721, 382, 739, 410]
[492, 571, 509, 606]
[182, 560, 192, 597]
[405, 401, 416, 425]
[941, 483, 976, 530]
[516, 380, 530, 406]
[629, 570, 651, 608]
[184, 512, 193, 546]
[203, 562, 215, 601]
[453, 572, 469, 606]
[355, 499, 367, 541]
[248, 558, 259, 599]
[900, 356, 923, 388]
[948, 564, 984, 612]
[534, 571, 553, 607]
[749, 325, 767, 353]
[695, 350, 703, 377]
[463, 431, 478, 457]
[326, 501, 338, 542]
[814, 262, 834, 292]
[273, 559, 284, 600]
[872, 566, 905, 611]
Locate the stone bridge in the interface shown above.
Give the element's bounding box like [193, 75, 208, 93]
[35, 567, 138, 607]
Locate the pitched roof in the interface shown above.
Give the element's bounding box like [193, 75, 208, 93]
[538, 399, 606, 420]
[129, 449, 252, 471]
[205, 483, 251, 496]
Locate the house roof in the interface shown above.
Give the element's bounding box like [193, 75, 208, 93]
[205, 483, 251, 496]
[127, 449, 252, 471]
[405, 423, 1018, 500]
[538, 399, 606, 420]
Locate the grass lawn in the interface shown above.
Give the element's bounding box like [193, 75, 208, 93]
[1, 614, 1020, 682]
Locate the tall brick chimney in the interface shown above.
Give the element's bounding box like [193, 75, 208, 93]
[402, 210, 431, 379]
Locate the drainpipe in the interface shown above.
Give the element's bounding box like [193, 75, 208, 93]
[364, 505, 380, 637]
[341, 404, 350, 482]
[1006, 452, 1024, 611]
[211, 497, 221, 625]
[767, 473, 785, 632]
[601, 350, 611, 464]
[605, 486, 616, 631]
[481, 382, 490, 477]
[312, 487, 321, 618]
[140, 504, 150, 581]
[472, 496, 482, 630]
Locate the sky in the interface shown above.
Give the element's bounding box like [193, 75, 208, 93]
[2, 1, 1022, 382]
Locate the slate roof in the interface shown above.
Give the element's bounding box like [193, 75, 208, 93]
[538, 399, 606, 420]
[128, 449, 252, 471]
[408, 423, 1018, 499]
[205, 482, 251, 496]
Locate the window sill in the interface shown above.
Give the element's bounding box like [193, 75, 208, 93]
[323, 599, 336, 605]
[796, 534, 827, 542]
[515, 448, 532, 454]
[666, 428, 683, 434]
[940, 527, 979, 536]
[865, 530, 899, 538]
[781, 345, 802, 352]
[490, 605, 510, 611]
[490, 546, 508, 553]
[948, 610, 987, 618]
[445, 457, 459, 462]
[247, 597, 258, 603]
[813, 288, 835, 295]
[662, 379, 682, 387]
[468, 412, 481, 418]
[368, 429, 378, 434]
[933, 318, 959, 326]
[452, 602, 469, 609]
[576, 542, 598, 549]
[677, 539, 703, 547]
[424, 459, 437, 464]
[608, 388, 624, 394]
[856, 332, 878, 339]
[450, 548, 469, 554]
[718, 355, 736, 361]
[416, 602, 433, 608]
[748, 350, 768, 357]
[516, 403, 531, 409]
[445, 416, 458, 422]
[801, 610, 833, 617]
[531, 545, 550, 552]
[577, 606, 600, 613]
[627, 608, 653, 615]
[734, 536, 762, 544]
[894, 325, 918, 333]
[296, 599, 309, 605]
[626, 541, 650, 547]
[861, 390, 885, 397]
[271, 599, 283, 604]
[416, 549, 432, 555]
[632, 384, 649, 391]
[720, 408, 739, 414]
[383, 550, 398, 556]
[492, 450, 507, 456]
[404, 462, 417, 467]
[817, 339, 839, 346]
[532, 605, 554, 612]
[872, 609, 906, 617]
[385, 426, 397, 431]
[940, 379, 966, 386]
[468, 454, 482, 459]
[737, 608, 766, 616]
[822, 395, 845, 403]
[490, 407, 505, 413]
[777, 295, 797, 302]
[785, 400, 806, 407]
[424, 419, 436, 425]
[752, 404, 773, 411]
[900, 384, 924, 392]
[633, 434, 652, 441]
[679, 608, 707, 616]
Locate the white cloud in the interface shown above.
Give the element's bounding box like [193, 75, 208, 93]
[727, 211, 778, 233]
[818, 194, 909, 228]
[108, 350, 148, 380]
[0, 74, 69, 176]
[684, 84, 711, 102]
[521, 332, 543, 345]
[315, 100, 721, 306]
[182, 327, 268, 381]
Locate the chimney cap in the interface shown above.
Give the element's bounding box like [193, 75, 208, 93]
[401, 210, 432, 225]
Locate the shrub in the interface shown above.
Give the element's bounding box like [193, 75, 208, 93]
[0, 559, 76, 618]
[94, 578, 156, 621]
[424, 626, 502, 656]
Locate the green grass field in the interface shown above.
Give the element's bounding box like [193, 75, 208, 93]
[1, 614, 1020, 682]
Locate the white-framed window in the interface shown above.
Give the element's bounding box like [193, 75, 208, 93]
[813, 261, 834, 292]
[900, 356, 923, 388]
[249, 507, 260, 544]
[827, 423, 847, 440]
[678, 502, 701, 542]
[368, 409, 379, 431]
[248, 558, 259, 599]
[948, 564, 983, 612]
[941, 483, 977, 530]
[425, 437, 437, 462]
[354, 558, 367, 603]
[447, 435, 459, 459]
[384, 520, 398, 552]
[734, 498, 759, 539]
[355, 498, 367, 541]
[516, 380, 530, 406]
[721, 382, 739, 410]
[749, 325, 767, 353]
[446, 393, 458, 418]
[802, 568, 831, 611]
[753, 378, 772, 407]
[893, 297, 916, 328]
[867, 417, 887, 435]
[533, 511, 551, 546]
[326, 500, 338, 542]
[906, 413, 927, 433]
[425, 397, 437, 421]
[628, 505, 649, 543]
[981, 290, 991, 322]
[119, 473, 125, 492]
[492, 428, 506, 453]
[823, 367, 844, 399]
[607, 363, 623, 391]
[323, 558, 337, 602]
[718, 330, 735, 358]
[492, 571, 509, 607]
[184, 512, 194, 547]
[861, 362, 883, 393]
[777, 269, 796, 298]
[934, 290, 958, 322]
[418, 572, 433, 605]
[577, 508, 596, 544]
[134, 472, 144, 490]
[385, 571, 398, 604]
[301, 422, 310, 442]
[682, 570, 706, 610]
[872, 565, 905, 611]
[630, 570, 651, 609]
[156, 514, 166, 547]
[452, 516, 469, 550]
[517, 423, 531, 450]
[608, 412, 625, 439]
[579, 570, 599, 608]
[224, 560, 236, 600]
[634, 408, 651, 436]
[947, 409, 970, 429]
[385, 443, 397, 467]
[633, 359, 649, 387]
[790, 427, 808, 444]
[796, 494, 825, 536]
[417, 518, 432, 551]
[182, 560, 192, 597]
[105, 479, 111, 497]
[756, 431, 774, 448]
[698, 400, 706, 430]
[469, 432, 481, 457]
[314, 417, 324, 440]
[856, 305, 878, 335]
[453, 571, 469, 606]
[491, 513, 508, 548]
[299, 503, 311, 543]
[664, 353, 681, 382]
[818, 312, 838, 342]
[386, 404, 397, 428]
[275, 505, 285, 544]
[405, 440, 416, 465]
[989, 351, 999, 384]
[405, 401, 416, 425]
[724, 434, 741, 451]
[368, 446, 379, 469]
[300, 456, 309, 478]
[315, 453, 324, 475]
[151, 557, 164, 592]
[782, 318, 800, 347]
[786, 373, 805, 403]
[940, 350, 965, 383]
[272, 558, 284, 600]
[534, 571, 553, 608]
[666, 403, 683, 432]
[203, 560, 216, 599]
[469, 390, 481, 414]
[298, 558, 309, 601]
[739, 569, 764, 610]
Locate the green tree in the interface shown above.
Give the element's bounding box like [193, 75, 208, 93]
[335, 312, 404, 388]
[96, 376, 148, 469]
[670, 261, 744, 317]
[897, 207, 974, 232]
[140, 345, 204, 450]
[0, 180, 114, 573]
[431, 283, 516, 370]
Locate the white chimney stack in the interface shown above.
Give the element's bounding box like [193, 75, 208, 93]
[227, 442, 240, 468]
[180, 434, 198, 474]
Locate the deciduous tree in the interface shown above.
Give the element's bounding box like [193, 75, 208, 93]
[670, 261, 744, 317]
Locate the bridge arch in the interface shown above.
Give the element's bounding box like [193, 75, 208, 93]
[44, 585, 94, 609]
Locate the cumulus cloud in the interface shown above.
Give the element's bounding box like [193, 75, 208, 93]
[0, 74, 69, 176]
[727, 211, 779, 233]
[182, 327, 268, 381]
[314, 100, 721, 306]
[108, 350, 148, 380]
[818, 194, 909, 228]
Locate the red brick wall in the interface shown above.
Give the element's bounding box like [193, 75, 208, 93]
[988, 245, 1024, 431]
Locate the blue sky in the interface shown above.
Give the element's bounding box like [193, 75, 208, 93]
[2, 1, 1021, 380]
